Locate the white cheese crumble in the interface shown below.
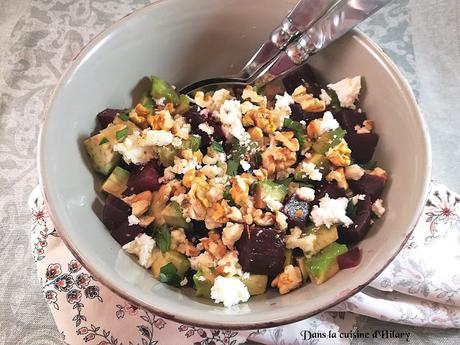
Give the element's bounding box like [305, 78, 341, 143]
[310, 194, 353, 228]
[285, 227, 317, 255]
[171, 137, 183, 148]
[170, 228, 187, 250]
[345, 164, 365, 181]
[127, 214, 140, 226]
[275, 210, 288, 231]
[351, 194, 366, 206]
[210, 276, 250, 307]
[319, 111, 339, 134]
[180, 277, 188, 287]
[218, 99, 245, 141]
[240, 160, 251, 171]
[298, 161, 323, 181]
[263, 196, 283, 211]
[296, 187, 315, 202]
[319, 89, 332, 105]
[372, 199, 386, 218]
[198, 123, 215, 135]
[154, 97, 165, 106]
[212, 89, 233, 110]
[122, 234, 156, 269]
[141, 129, 174, 146]
[240, 101, 257, 114]
[327, 76, 361, 109]
[275, 92, 294, 114]
[113, 131, 155, 165]
[222, 223, 244, 249]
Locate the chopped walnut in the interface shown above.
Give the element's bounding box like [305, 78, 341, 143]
[147, 109, 175, 131]
[271, 265, 303, 294]
[248, 126, 264, 145]
[275, 210, 288, 231]
[306, 119, 322, 138]
[301, 98, 326, 112]
[131, 200, 150, 217]
[222, 223, 244, 249]
[274, 131, 300, 152]
[194, 91, 213, 108]
[227, 206, 243, 222]
[326, 140, 351, 167]
[205, 200, 229, 229]
[129, 105, 150, 128]
[253, 168, 268, 181]
[241, 85, 265, 103]
[253, 209, 275, 226]
[326, 168, 349, 190]
[242, 108, 281, 134]
[261, 146, 297, 178]
[367, 167, 388, 181]
[229, 176, 250, 206]
[292, 85, 313, 104]
[201, 232, 227, 260]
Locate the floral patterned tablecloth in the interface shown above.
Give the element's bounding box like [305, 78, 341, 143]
[28, 182, 460, 344]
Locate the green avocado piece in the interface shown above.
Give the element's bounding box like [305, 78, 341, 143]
[140, 91, 155, 111]
[241, 275, 268, 296]
[112, 114, 140, 134]
[193, 269, 216, 298]
[101, 166, 130, 197]
[303, 242, 348, 285]
[254, 180, 288, 209]
[161, 202, 191, 230]
[304, 225, 339, 255]
[294, 154, 330, 181]
[312, 127, 346, 154]
[174, 94, 190, 114]
[158, 145, 177, 167]
[150, 76, 180, 106]
[83, 124, 126, 176]
[151, 248, 190, 279]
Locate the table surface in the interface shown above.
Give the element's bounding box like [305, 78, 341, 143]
[1, 0, 459, 344]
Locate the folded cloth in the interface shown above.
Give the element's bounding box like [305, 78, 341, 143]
[29, 182, 460, 344]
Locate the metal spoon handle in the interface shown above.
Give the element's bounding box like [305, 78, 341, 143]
[240, 0, 340, 78]
[253, 0, 394, 86]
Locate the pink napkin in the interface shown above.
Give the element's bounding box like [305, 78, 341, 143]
[29, 182, 460, 344]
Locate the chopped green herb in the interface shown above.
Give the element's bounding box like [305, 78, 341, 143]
[253, 152, 262, 167]
[118, 113, 129, 121]
[249, 182, 257, 195]
[283, 118, 305, 146]
[99, 137, 109, 145]
[211, 141, 224, 153]
[278, 177, 293, 187]
[223, 183, 236, 206]
[346, 199, 358, 219]
[359, 160, 378, 170]
[159, 263, 181, 287]
[298, 182, 314, 188]
[115, 127, 129, 141]
[329, 127, 347, 148]
[190, 135, 201, 152]
[226, 160, 240, 176]
[154, 224, 171, 253]
[326, 88, 341, 113]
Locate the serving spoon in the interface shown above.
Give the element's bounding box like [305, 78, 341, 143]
[180, 0, 393, 95]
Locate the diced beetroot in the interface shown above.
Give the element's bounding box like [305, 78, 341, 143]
[337, 195, 372, 244]
[183, 105, 206, 128]
[337, 247, 362, 269]
[313, 181, 347, 205]
[111, 220, 143, 246]
[183, 105, 225, 150]
[334, 109, 366, 132]
[282, 195, 310, 228]
[235, 225, 285, 278]
[348, 174, 385, 202]
[102, 195, 131, 231]
[290, 103, 324, 124]
[282, 65, 322, 97]
[125, 161, 160, 195]
[345, 132, 379, 163]
[97, 108, 124, 128]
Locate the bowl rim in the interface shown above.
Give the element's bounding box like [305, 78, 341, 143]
[38, 1, 432, 330]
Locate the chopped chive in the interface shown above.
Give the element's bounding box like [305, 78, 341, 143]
[99, 137, 109, 145]
[211, 141, 224, 153]
[118, 113, 129, 121]
[115, 127, 129, 141]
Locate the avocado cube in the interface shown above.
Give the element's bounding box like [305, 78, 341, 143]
[254, 180, 288, 209]
[303, 243, 348, 284]
[312, 127, 346, 154]
[150, 76, 180, 106]
[158, 145, 177, 167]
[304, 225, 339, 255]
[241, 274, 268, 296]
[192, 269, 216, 298]
[294, 154, 330, 182]
[101, 166, 130, 197]
[83, 124, 126, 176]
[151, 248, 190, 279]
[113, 114, 140, 134]
[161, 202, 191, 230]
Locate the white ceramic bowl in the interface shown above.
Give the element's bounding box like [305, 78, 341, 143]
[39, 0, 431, 329]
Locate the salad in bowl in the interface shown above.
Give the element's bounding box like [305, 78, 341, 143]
[84, 67, 387, 307]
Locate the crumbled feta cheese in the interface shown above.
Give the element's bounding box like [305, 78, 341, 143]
[141, 129, 174, 146]
[275, 92, 294, 114]
[154, 97, 165, 106]
[319, 89, 332, 105]
[345, 164, 365, 181]
[218, 100, 245, 140]
[171, 156, 200, 174]
[222, 223, 244, 249]
[296, 187, 315, 202]
[327, 76, 361, 109]
[351, 194, 366, 205]
[189, 252, 216, 271]
[197, 275, 206, 282]
[240, 160, 251, 171]
[240, 101, 257, 114]
[275, 210, 288, 230]
[212, 89, 233, 110]
[122, 234, 156, 269]
[198, 123, 215, 135]
[180, 276, 188, 286]
[170, 228, 187, 250]
[128, 214, 140, 226]
[171, 137, 183, 148]
[217, 250, 243, 277]
[263, 196, 283, 211]
[319, 111, 339, 134]
[113, 131, 155, 165]
[285, 227, 317, 255]
[372, 199, 386, 218]
[210, 276, 250, 307]
[310, 194, 353, 228]
[298, 162, 323, 181]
